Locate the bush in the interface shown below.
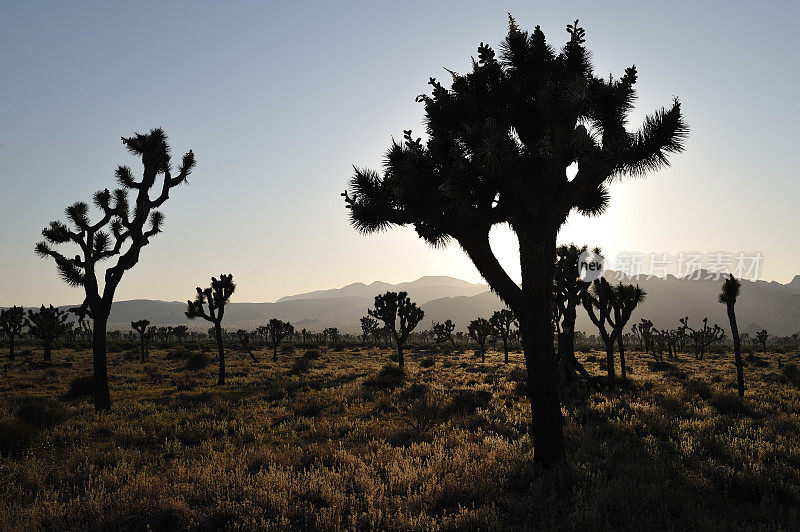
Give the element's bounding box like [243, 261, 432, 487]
[445, 389, 492, 417]
[123, 348, 140, 362]
[420, 356, 435, 368]
[186, 352, 210, 371]
[16, 396, 66, 428]
[291, 357, 311, 374]
[711, 393, 753, 417]
[303, 349, 320, 360]
[363, 364, 406, 390]
[165, 347, 193, 360]
[781, 363, 800, 387]
[0, 418, 36, 457]
[66, 375, 94, 400]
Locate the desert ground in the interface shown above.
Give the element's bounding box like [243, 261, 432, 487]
[1, 341, 799, 530]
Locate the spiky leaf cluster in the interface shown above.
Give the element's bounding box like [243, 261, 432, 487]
[36, 129, 195, 318]
[186, 274, 236, 324]
[25, 305, 70, 343]
[345, 16, 687, 244]
[0, 306, 26, 339]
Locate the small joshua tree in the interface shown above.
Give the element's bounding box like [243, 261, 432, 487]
[0, 306, 25, 361]
[552, 244, 594, 383]
[432, 319, 456, 346]
[468, 317, 494, 363]
[268, 318, 294, 362]
[583, 278, 645, 391]
[322, 327, 340, 344]
[173, 325, 188, 344]
[25, 305, 70, 361]
[186, 274, 235, 385]
[360, 316, 379, 345]
[489, 310, 516, 364]
[368, 291, 424, 367]
[131, 319, 150, 362]
[756, 329, 769, 356]
[719, 274, 744, 397]
[35, 128, 195, 411]
[236, 329, 259, 362]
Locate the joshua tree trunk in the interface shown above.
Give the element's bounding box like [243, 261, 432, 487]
[9, 337, 15, 361]
[727, 304, 744, 397]
[604, 337, 616, 392]
[140, 335, 147, 363]
[395, 341, 404, 367]
[43, 340, 52, 361]
[617, 335, 627, 380]
[214, 323, 225, 385]
[518, 230, 565, 465]
[272, 343, 278, 363]
[557, 310, 593, 386]
[503, 337, 509, 364]
[92, 315, 111, 412]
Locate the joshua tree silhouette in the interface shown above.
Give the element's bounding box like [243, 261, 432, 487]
[268, 318, 294, 362]
[360, 316, 379, 346]
[719, 274, 744, 397]
[35, 128, 194, 410]
[468, 317, 494, 363]
[583, 278, 646, 391]
[173, 325, 188, 344]
[25, 305, 70, 361]
[432, 319, 457, 346]
[343, 17, 686, 464]
[0, 306, 25, 361]
[756, 329, 769, 356]
[489, 310, 516, 364]
[186, 274, 236, 385]
[368, 291, 424, 367]
[323, 327, 340, 344]
[131, 320, 150, 363]
[553, 244, 594, 384]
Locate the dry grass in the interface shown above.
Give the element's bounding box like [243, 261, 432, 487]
[1, 344, 799, 530]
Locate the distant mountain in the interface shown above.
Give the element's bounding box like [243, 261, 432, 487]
[24, 273, 800, 336]
[276, 276, 487, 304]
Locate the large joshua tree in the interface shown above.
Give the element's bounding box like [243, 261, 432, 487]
[25, 305, 70, 361]
[489, 309, 516, 363]
[0, 306, 25, 361]
[368, 291, 424, 367]
[343, 17, 687, 464]
[35, 128, 195, 411]
[719, 274, 744, 397]
[186, 274, 236, 385]
[268, 318, 294, 362]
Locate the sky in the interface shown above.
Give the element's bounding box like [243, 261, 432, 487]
[1, 1, 798, 306]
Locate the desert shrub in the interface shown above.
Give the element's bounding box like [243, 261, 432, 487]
[0, 418, 36, 457]
[303, 349, 320, 360]
[781, 363, 800, 387]
[15, 396, 66, 428]
[745, 353, 769, 368]
[648, 361, 675, 372]
[329, 343, 346, 352]
[710, 393, 753, 417]
[123, 348, 139, 361]
[66, 375, 94, 400]
[389, 353, 399, 363]
[19, 349, 33, 357]
[185, 352, 210, 370]
[280, 344, 294, 355]
[398, 384, 443, 435]
[420, 356, 435, 368]
[291, 357, 311, 374]
[684, 379, 714, 401]
[509, 367, 528, 396]
[446, 389, 492, 417]
[166, 347, 193, 360]
[363, 364, 406, 390]
[293, 393, 325, 416]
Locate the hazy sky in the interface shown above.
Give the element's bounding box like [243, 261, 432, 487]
[1, 1, 798, 306]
